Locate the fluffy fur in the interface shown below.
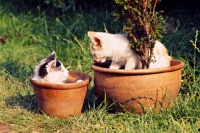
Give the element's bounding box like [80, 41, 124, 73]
[88, 31, 171, 70]
[32, 52, 69, 84]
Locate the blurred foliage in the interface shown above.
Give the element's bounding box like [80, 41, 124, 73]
[6, 0, 200, 16]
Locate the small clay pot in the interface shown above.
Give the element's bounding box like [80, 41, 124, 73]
[91, 60, 184, 114]
[30, 71, 91, 119]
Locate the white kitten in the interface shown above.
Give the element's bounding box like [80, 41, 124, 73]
[32, 52, 69, 84]
[88, 31, 171, 70]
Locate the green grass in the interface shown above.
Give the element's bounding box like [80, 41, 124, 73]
[0, 1, 200, 132]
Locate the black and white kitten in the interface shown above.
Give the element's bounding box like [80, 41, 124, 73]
[32, 52, 69, 84]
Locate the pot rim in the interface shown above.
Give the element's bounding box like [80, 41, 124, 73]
[30, 71, 91, 90]
[91, 59, 184, 75]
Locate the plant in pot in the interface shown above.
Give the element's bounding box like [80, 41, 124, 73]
[30, 52, 91, 119]
[89, 0, 184, 114]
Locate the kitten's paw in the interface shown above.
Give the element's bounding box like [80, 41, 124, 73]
[125, 64, 136, 70]
[124, 67, 134, 70]
[76, 79, 83, 82]
[109, 65, 121, 69]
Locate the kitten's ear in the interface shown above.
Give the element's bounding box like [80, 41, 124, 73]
[88, 31, 102, 47]
[93, 37, 102, 47]
[50, 60, 57, 67]
[48, 52, 56, 60]
[88, 31, 96, 38]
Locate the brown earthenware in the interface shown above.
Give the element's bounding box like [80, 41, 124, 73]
[91, 60, 184, 114]
[30, 71, 91, 119]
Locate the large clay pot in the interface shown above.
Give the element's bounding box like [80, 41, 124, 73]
[30, 71, 91, 119]
[91, 60, 184, 114]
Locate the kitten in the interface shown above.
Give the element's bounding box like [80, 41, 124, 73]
[88, 31, 171, 70]
[32, 52, 69, 84]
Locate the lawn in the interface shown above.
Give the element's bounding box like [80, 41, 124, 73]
[0, 0, 200, 132]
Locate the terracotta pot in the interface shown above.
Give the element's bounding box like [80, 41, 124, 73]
[91, 60, 184, 114]
[30, 71, 91, 119]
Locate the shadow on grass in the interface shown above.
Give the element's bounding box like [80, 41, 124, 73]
[82, 88, 103, 112]
[5, 94, 38, 111]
